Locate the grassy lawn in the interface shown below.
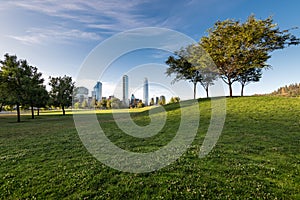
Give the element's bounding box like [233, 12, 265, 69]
[0, 96, 299, 199]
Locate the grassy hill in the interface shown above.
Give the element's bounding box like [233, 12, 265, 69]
[0, 96, 299, 199]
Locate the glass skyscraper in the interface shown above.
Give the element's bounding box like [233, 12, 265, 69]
[123, 75, 129, 106]
[93, 81, 102, 101]
[143, 78, 149, 106]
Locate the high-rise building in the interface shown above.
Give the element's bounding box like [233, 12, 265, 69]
[143, 78, 149, 106]
[93, 81, 102, 101]
[122, 75, 129, 106]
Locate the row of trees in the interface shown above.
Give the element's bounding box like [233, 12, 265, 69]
[0, 54, 74, 122]
[166, 15, 299, 98]
[271, 83, 300, 97]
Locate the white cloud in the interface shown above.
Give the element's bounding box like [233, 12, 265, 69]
[8, 1, 156, 29]
[4, 0, 162, 45]
[8, 27, 101, 45]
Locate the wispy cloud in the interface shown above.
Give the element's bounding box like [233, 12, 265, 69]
[4, 0, 162, 45]
[8, 27, 101, 45]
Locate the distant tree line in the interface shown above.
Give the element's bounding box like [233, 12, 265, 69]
[0, 54, 74, 122]
[271, 83, 300, 97]
[166, 15, 299, 98]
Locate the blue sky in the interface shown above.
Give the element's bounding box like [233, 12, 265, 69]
[0, 0, 299, 100]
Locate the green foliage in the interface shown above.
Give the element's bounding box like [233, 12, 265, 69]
[159, 96, 166, 105]
[81, 100, 88, 108]
[0, 54, 47, 121]
[150, 98, 155, 106]
[111, 97, 121, 109]
[0, 96, 299, 199]
[200, 15, 299, 96]
[106, 99, 112, 109]
[0, 54, 24, 122]
[48, 75, 75, 115]
[237, 68, 262, 96]
[100, 99, 108, 109]
[165, 46, 218, 99]
[74, 102, 80, 109]
[169, 96, 180, 104]
[271, 83, 300, 97]
[90, 98, 96, 109]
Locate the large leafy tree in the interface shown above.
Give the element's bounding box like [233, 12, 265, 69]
[22, 61, 46, 119]
[166, 46, 217, 99]
[0, 54, 47, 121]
[49, 75, 75, 115]
[0, 54, 27, 122]
[200, 15, 299, 97]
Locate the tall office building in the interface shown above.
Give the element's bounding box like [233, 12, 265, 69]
[143, 78, 149, 106]
[93, 81, 102, 101]
[122, 75, 129, 106]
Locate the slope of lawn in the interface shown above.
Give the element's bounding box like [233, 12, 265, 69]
[0, 96, 299, 199]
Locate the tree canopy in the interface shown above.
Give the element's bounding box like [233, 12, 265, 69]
[200, 15, 299, 96]
[0, 54, 47, 122]
[165, 46, 218, 99]
[49, 75, 75, 115]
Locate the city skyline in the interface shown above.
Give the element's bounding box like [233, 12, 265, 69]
[77, 75, 171, 106]
[0, 1, 299, 98]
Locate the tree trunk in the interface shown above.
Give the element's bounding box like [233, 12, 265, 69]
[16, 103, 21, 122]
[241, 84, 245, 97]
[229, 82, 233, 97]
[31, 104, 34, 119]
[193, 82, 197, 99]
[62, 105, 65, 116]
[37, 108, 40, 116]
[206, 87, 209, 98]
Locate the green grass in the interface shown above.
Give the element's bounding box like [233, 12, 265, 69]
[0, 96, 299, 199]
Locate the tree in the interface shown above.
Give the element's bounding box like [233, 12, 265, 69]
[0, 54, 23, 122]
[150, 98, 155, 106]
[200, 15, 299, 97]
[74, 102, 80, 109]
[100, 98, 107, 109]
[28, 85, 49, 117]
[0, 54, 48, 121]
[159, 96, 166, 105]
[106, 99, 112, 109]
[36, 86, 49, 116]
[169, 96, 180, 104]
[21, 61, 46, 119]
[111, 97, 121, 109]
[166, 46, 217, 99]
[237, 68, 262, 96]
[49, 75, 75, 115]
[0, 54, 35, 122]
[81, 100, 88, 109]
[90, 98, 96, 109]
[271, 83, 300, 97]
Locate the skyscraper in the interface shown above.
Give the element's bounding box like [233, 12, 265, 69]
[143, 78, 149, 106]
[93, 81, 102, 101]
[122, 75, 129, 106]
